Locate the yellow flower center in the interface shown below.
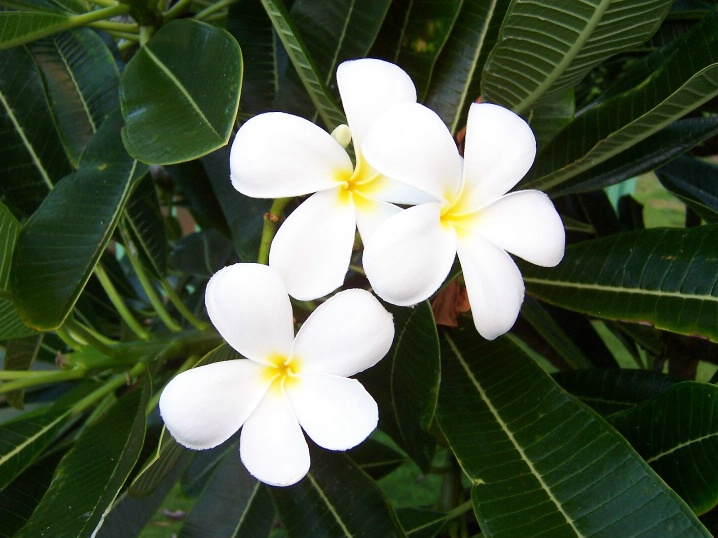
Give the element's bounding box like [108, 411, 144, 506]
[439, 190, 478, 238]
[335, 153, 383, 210]
[263, 353, 302, 393]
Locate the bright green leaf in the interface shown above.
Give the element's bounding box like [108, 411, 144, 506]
[120, 19, 243, 165]
[11, 108, 149, 330]
[482, 0, 672, 114]
[16, 378, 149, 538]
[521, 225, 718, 342]
[437, 328, 711, 537]
[609, 381, 718, 514]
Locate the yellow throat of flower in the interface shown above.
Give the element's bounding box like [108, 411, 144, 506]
[439, 191, 478, 238]
[335, 153, 383, 209]
[263, 353, 302, 393]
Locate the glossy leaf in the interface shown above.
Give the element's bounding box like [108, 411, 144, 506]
[437, 327, 711, 537]
[521, 225, 718, 342]
[482, 0, 671, 114]
[0, 44, 71, 216]
[609, 382, 718, 514]
[11, 109, 149, 330]
[657, 156, 718, 223]
[358, 301, 439, 471]
[260, 0, 345, 129]
[179, 449, 274, 538]
[424, 0, 511, 134]
[0, 11, 71, 49]
[0, 202, 36, 340]
[120, 19, 242, 164]
[123, 173, 168, 278]
[552, 368, 680, 415]
[548, 116, 718, 196]
[0, 406, 72, 491]
[27, 29, 118, 167]
[271, 447, 405, 537]
[16, 378, 149, 538]
[526, 7, 718, 192]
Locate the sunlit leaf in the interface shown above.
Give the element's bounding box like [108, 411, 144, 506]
[437, 327, 711, 537]
[482, 0, 671, 114]
[521, 225, 718, 342]
[11, 108, 148, 330]
[120, 19, 242, 164]
[609, 381, 718, 514]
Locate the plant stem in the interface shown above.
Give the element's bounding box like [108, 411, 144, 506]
[163, 0, 194, 21]
[94, 263, 151, 340]
[193, 0, 239, 20]
[70, 360, 148, 416]
[257, 197, 291, 264]
[90, 20, 138, 32]
[161, 278, 209, 331]
[139, 25, 154, 45]
[63, 318, 119, 358]
[0, 368, 87, 394]
[87, 0, 118, 7]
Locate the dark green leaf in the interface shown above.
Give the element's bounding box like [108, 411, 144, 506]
[179, 449, 274, 538]
[552, 368, 681, 415]
[424, 0, 511, 134]
[348, 437, 405, 480]
[16, 378, 149, 538]
[437, 328, 711, 537]
[169, 229, 234, 278]
[271, 447, 405, 537]
[3, 335, 43, 409]
[0, 44, 71, 216]
[521, 225, 718, 342]
[27, 28, 119, 167]
[129, 433, 190, 498]
[358, 301, 439, 471]
[11, 108, 149, 330]
[120, 19, 242, 164]
[0, 11, 72, 49]
[482, 0, 672, 114]
[657, 156, 718, 223]
[397, 507, 447, 538]
[526, 7, 718, 192]
[609, 381, 718, 514]
[548, 116, 718, 196]
[260, 0, 345, 129]
[528, 88, 574, 151]
[123, 173, 167, 278]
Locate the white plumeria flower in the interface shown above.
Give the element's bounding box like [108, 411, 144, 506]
[159, 263, 394, 487]
[230, 58, 432, 301]
[361, 102, 565, 340]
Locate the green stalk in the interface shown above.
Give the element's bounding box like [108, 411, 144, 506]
[0, 368, 87, 394]
[94, 263, 151, 340]
[163, 0, 194, 21]
[90, 20, 138, 32]
[257, 197, 292, 264]
[63, 318, 119, 358]
[161, 278, 208, 331]
[193, 0, 239, 20]
[70, 360, 148, 416]
[0, 4, 131, 49]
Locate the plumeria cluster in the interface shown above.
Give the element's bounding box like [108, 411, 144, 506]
[160, 58, 565, 487]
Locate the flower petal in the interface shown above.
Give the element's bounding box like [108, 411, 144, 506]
[240, 391, 310, 487]
[354, 197, 402, 242]
[160, 360, 269, 450]
[470, 190, 565, 267]
[456, 234, 525, 340]
[206, 264, 295, 363]
[291, 289, 394, 377]
[461, 103, 536, 206]
[230, 112, 352, 198]
[269, 189, 356, 300]
[337, 58, 416, 151]
[363, 203, 457, 306]
[287, 374, 378, 451]
[362, 103, 463, 202]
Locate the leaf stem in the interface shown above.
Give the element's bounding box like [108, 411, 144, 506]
[90, 20, 139, 32]
[257, 197, 291, 264]
[161, 277, 209, 331]
[0, 368, 87, 394]
[193, 0, 239, 21]
[70, 360, 148, 416]
[163, 0, 194, 21]
[63, 318, 119, 357]
[87, 0, 119, 7]
[94, 263, 151, 340]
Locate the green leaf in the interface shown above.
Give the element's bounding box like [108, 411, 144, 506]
[11, 108, 149, 331]
[482, 0, 672, 114]
[397, 507, 447, 538]
[528, 88, 574, 150]
[657, 156, 718, 223]
[525, 7, 718, 192]
[129, 433, 189, 498]
[169, 229, 234, 278]
[123, 174, 168, 278]
[271, 448, 405, 537]
[3, 335, 43, 409]
[547, 116, 718, 196]
[609, 382, 718, 514]
[424, 0, 511, 134]
[348, 438, 404, 480]
[27, 28, 119, 167]
[120, 19, 243, 165]
[521, 225, 718, 342]
[179, 449, 274, 538]
[0, 44, 71, 216]
[0, 202, 36, 340]
[0, 11, 71, 49]
[378, 0, 461, 101]
[358, 301, 439, 471]
[437, 328, 711, 537]
[16, 378, 149, 538]
[260, 0, 345, 130]
[552, 368, 681, 415]
[0, 406, 72, 491]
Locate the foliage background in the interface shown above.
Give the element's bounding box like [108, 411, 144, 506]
[2, 0, 718, 536]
